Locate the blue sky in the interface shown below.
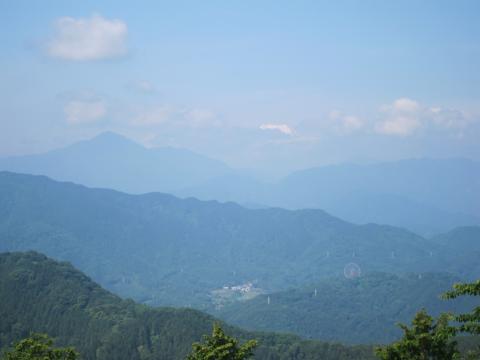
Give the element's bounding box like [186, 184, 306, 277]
[1, 0, 479, 175]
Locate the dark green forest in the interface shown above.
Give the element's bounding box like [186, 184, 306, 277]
[214, 272, 476, 344]
[0, 251, 376, 360]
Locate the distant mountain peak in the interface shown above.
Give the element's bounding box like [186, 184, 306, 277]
[0, 131, 232, 194]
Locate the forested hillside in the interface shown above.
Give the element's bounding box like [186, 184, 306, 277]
[0, 251, 376, 360]
[214, 272, 476, 344]
[431, 226, 480, 280]
[0, 171, 465, 309]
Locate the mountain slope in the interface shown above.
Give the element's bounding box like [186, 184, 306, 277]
[0, 171, 451, 309]
[0, 132, 232, 194]
[274, 158, 480, 235]
[431, 226, 480, 280]
[178, 158, 480, 236]
[0, 251, 376, 360]
[3, 133, 478, 235]
[214, 272, 476, 344]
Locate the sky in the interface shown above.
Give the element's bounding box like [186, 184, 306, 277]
[1, 0, 479, 176]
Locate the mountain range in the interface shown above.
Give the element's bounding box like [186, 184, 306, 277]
[1, 132, 478, 236]
[178, 158, 480, 236]
[0, 171, 429, 307]
[1, 134, 479, 345]
[1, 171, 479, 312]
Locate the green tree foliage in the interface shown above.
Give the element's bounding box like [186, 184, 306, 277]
[374, 309, 459, 360]
[2, 333, 78, 360]
[186, 323, 257, 360]
[0, 251, 376, 360]
[443, 280, 480, 359]
[443, 280, 480, 335]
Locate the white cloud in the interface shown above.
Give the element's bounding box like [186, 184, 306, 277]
[391, 98, 420, 113]
[329, 110, 364, 133]
[343, 116, 363, 131]
[259, 123, 294, 135]
[375, 98, 473, 136]
[375, 98, 422, 136]
[48, 14, 127, 61]
[64, 100, 107, 124]
[428, 107, 471, 129]
[375, 115, 421, 136]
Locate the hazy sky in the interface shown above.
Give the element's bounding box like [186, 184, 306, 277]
[1, 0, 479, 175]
